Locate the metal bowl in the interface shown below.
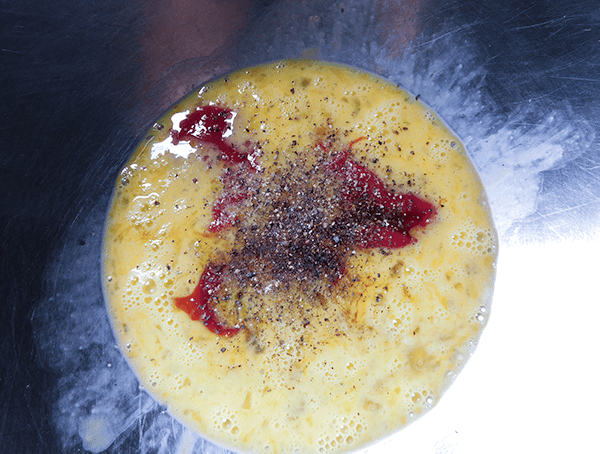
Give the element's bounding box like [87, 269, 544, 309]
[2, 0, 598, 452]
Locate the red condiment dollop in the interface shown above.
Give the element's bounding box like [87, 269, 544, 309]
[174, 264, 241, 337]
[172, 105, 249, 165]
[324, 149, 435, 248]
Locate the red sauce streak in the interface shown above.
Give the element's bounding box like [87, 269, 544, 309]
[171, 104, 261, 231]
[171, 105, 248, 165]
[209, 191, 249, 232]
[325, 149, 436, 248]
[174, 264, 241, 337]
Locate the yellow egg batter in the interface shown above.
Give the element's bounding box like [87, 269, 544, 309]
[102, 60, 497, 453]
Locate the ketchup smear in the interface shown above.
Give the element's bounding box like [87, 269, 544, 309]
[172, 106, 436, 337]
[174, 264, 241, 337]
[324, 149, 435, 248]
[172, 105, 249, 165]
[172, 105, 258, 233]
[208, 191, 248, 232]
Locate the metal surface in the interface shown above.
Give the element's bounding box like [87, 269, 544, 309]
[1, 0, 599, 452]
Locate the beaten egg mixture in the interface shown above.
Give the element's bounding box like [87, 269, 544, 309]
[103, 60, 497, 453]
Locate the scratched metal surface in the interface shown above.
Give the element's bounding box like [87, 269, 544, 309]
[1, 0, 599, 452]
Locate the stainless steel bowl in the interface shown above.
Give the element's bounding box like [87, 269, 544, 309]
[2, 0, 598, 452]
